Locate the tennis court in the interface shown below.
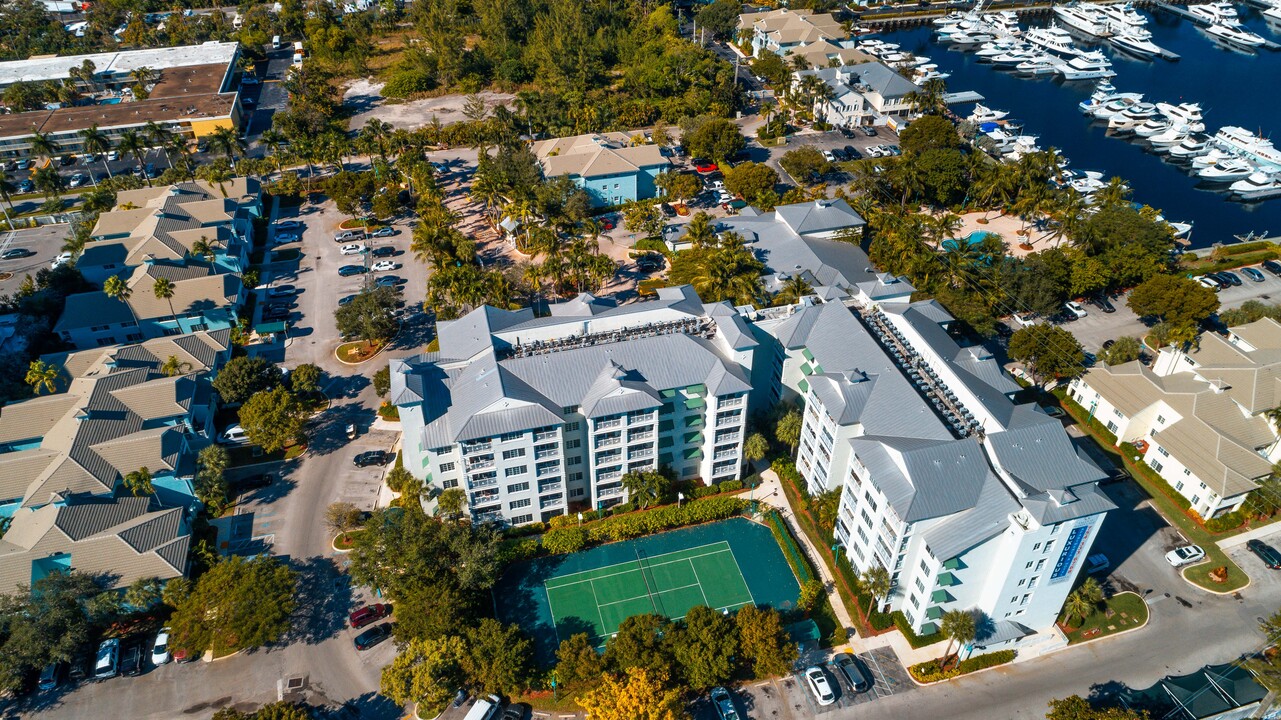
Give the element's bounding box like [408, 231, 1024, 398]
[495, 517, 802, 664]
[544, 542, 755, 643]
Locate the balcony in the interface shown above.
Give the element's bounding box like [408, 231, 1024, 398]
[629, 411, 656, 423]
[473, 510, 504, 524]
[466, 458, 495, 471]
[533, 430, 558, 442]
[595, 435, 621, 448]
[461, 441, 492, 454]
[713, 449, 737, 460]
[628, 430, 654, 443]
[718, 396, 744, 408]
[715, 431, 740, 444]
[467, 477, 498, 490]
[595, 418, 623, 430]
[538, 481, 563, 494]
[469, 491, 500, 505]
[628, 447, 654, 460]
[597, 485, 624, 498]
[595, 449, 622, 464]
[534, 449, 559, 460]
[536, 464, 561, 478]
[713, 464, 736, 477]
[598, 470, 622, 483]
[716, 415, 741, 428]
[540, 496, 563, 509]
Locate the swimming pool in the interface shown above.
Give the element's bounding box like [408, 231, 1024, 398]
[98, 98, 121, 105]
[942, 231, 994, 252]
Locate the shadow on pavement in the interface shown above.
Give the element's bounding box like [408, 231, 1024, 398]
[283, 556, 353, 647]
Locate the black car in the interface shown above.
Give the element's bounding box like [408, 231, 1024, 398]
[659, 203, 676, 218]
[338, 265, 367, 277]
[266, 284, 298, 298]
[1, 248, 33, 259]
[1218, 271, 1243, 287]
[353, 623, 392, 650]
[353, 450, 391, 468]
[501, 704, 528, 720]
[1090, 294, 1117, 313]
[636, 254, 663, 271]
[1248, 539, 1281, 569]
[833, 652, 872, 693]
[843, 145, 862, 160]
[338, 294, 358, 306]
[120, 639, 144, 677]
[235, 473, 274, 490]
[370, 245, 396, 258]
[1262, 259, 1281, 277]
[374, 275, 405, 288]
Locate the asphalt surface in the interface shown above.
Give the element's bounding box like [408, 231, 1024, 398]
[0, 224, 73, 294]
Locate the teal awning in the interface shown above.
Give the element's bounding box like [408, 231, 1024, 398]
[254, 321, 286, 334]
[797, 378, 810, 393]
[943, 557, 962, 570]
[931, 589, 952, 604]
[937, 572, 958, 587]
[925, 606, 943, 621]
[919, 622, 939, 636]
[684, 448, 703, 460]
[685, 397, 706, 410]
[801, 347, 815, 362]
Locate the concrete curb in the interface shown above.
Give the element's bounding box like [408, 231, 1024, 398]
[1059, 591, 1150, 648]
[333, 339, 389, 366]
[1180, 557, 1251, 595]
[905, 653, 1018, 687]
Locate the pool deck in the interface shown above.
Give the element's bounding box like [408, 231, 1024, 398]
[936, 209, 1064, 258]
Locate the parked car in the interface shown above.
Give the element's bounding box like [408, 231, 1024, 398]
[340, 243, 367, 256]
[635, 254, 663, 271]
[1090, 294, 1116, 313]
[235, 473, 274, 490]
[1, 248, 33, 259]
[1064, 300, 1088, 319]
[1165, 544, 1205, 567]
[843, 145, 862, 160]
[38, 662, 62, 692]
[94, 639, 120, 680]
[370, 260, 399, 272]
[338, 294, 357, 306]
[1013, 312, 1039, 327]
[1086, 554, 1111, 574]
[267, 284, 297, 298]
[353, 623, 392, 650]
[1247, 539, 1281, 569]
[1242, 266, 1266, 282]
[18, 179, 34, 193]
[51, 251, 73, 269]
[710, 686, 740, 720]
[692, 158, 718, 174]
[371, 245, 396, 258]
[68, 173, 87, 188]
[833, 652, 872, 693]
[242, 74, 260, 86]
[1040, 404, 1066, 418]
[354, 450, 392, 467]
[1196, 275, 1222, 291]
[501, 704, 527, 720]
[218, 424, 249, 445]
[338, 265, 367, 277]
[369, 226, 396, 237]
[374, 275, 405, 288]
[1218, 271, 1243, 287]
[334, 229, 366, 242]
[271, 232, 300, 245]
[274, 220, 303, 232]
[804, 666, 837, 706]
[861, 126, 878, 136]
[144, 163, 157, 179]
[349, 603, 392, 629]
[120, 638, 144, 676]
[152, 628, 171, 665]
[1263, 259, 1281, 277]
[821, 148, 836, 162]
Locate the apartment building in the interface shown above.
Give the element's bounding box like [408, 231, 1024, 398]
[530, 133, 670, 207]
[390, 287, 758, 525]
[1069, 318, 1281, 519]
[737, 8, 852, 59]
[749, 291, 1112, 645]
[794, 62, 924, 130]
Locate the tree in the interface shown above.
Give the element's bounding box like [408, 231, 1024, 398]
[196, 444, 230, 513]
[779, 146, 830, 183]
[621, 199, 664, 239]
[123, 467, 154, 496]
[775, 408, 802, 454]
[605, 614, 674, 678]
[735, 605, 797, 678]
[556, 633, 605, 687]
[1045, 696, 1149, 720]
[898, 115, 962, 154]
[325, 502, 364, 536]
[462, 619, 533, 696]
[1126, 275, 1219, 343]
[683, 118, 745, 163]
[1009, 324, 1086, 387]
[334, 286, 399, 343]
[116, 129, 151, 187]
[1061, 580, 1102, 627]
[103, 274, 134, 324]
[859, 565, 891, 617]
[153, 276, 176, 319]
[797, 578, 824, 613]
[1099, 336, 1143, 366]
[621, 469, 670, 509]
[238, 387, 307, 452]
[939, 609, 976, 665]
[290, 363, 322, 394]
[656, 172, 703, 203]
[723, 162, 779, 205]
[694, 0, 741, 40]
[168, 555, 298, 657]
[743, 432, 769, 466]
[1260, 608, 1281, 646]
[437, 487, 465, 519]
[160, 355, 192, 377]
[373, 366, 391, 397]
[670, 605, 737, 690]
[0, 571, 102, 693]
[576, 667, 686, 720]
[379, 635, 468, 713]
[211, 355, 283, 405]
[24, 359, 59, 395]
[124, 576, 163, 611]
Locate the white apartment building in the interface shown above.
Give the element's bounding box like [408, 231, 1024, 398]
[749, 290, 1112, 646]
[1069, 318, 1281, 520]
[389, 287, 757, 525]
[793, 62, 923, 129]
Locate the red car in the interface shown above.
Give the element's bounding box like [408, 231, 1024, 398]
[692, 159, 718, 174]
[349, 603, 391, 629]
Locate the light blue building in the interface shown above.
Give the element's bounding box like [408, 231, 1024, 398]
[531, 132, 670, 207]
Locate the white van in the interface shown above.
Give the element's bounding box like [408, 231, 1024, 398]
[272, 35, 282, 50]
[232, 13, 243, 29]
[292, 52, 303, 66]
[463, 696, 501, 720]
[94, 639, 119, 680]
[219, 424, 249, 445]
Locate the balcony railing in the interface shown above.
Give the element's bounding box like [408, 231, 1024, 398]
[467, 477, 498, 490]
[628, 447, 654, 460]
[595, 418, 623, 430]
[716, 415, 741, 428]
[466, 458, 495, 470]
[533, 431, 558, 442]
[628, 431, 654, 443]
[595, 435, 621, 448]
[714, 450, 737, 460]
[540, 497, 563, 509]
[598, 470, 622, 483]
[597, 485, 624, 498]
[629, 411, 656, 423]
[537, 465, 561, 478]
[715, 432, 740, 444]
[595, 452, 622, 466]
[718, 396, 744, 408]
[534, 449, 559, 460]
[461, 441, 492, 454]
[469, 492, 499, 505]
[538, 482, 563, 494]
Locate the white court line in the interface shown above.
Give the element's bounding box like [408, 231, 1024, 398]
[594, 581, 705, 610]
[545, 542, 732, 589]
[588, 579, 607, 637]
[688, 559, 710, 606]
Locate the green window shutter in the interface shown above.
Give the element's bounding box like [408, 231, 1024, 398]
[936, 572, 958, 587]
[684, 432, 703, 445]
[930, 589, 952, 604]
[802, 347, 815, 362]
[684, 415, 705, 428]
[919, 622, 939, 636]
[943, 558, 962, 570]
[687, 383, 707, 396]
[660, 388, 678, 399]
[685, 397, 706, 410]
[925, 606, 943, 621]
[797, 378, 810, 394]
[683, 447, 703, 460]
[800, 362, 813, 376]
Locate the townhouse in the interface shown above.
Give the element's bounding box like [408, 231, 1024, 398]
[794, 62, 924, 130]
[737, 8, 852, 60]
[530, 133, 670, 207]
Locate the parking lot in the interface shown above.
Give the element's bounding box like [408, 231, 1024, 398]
[0, 224, 72, 293]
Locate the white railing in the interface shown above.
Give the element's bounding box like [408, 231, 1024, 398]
[461, 441, 492, 454]
[718, 396, 744, 408]
[716, 415, 740, 428]
[533, 431, 558, 442]
[536, 465, 560, 478]
[596, 436, 621, 448]
[468, 477, 498, 490]
[539, 482, 563, 494]
[628, 431, 654, 443]
[595, 418, 623, 430]
[715, 432, 740, 444]
[598, 485, 624, 497]
[467, 458, 494, 470]
[534, 449, 559, 460]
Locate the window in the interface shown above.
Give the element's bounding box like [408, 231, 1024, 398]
[1106, 421, 1118, 433]
[1050, 524, 1061, 535]
[1009, 596, 1018, 604]
[1017, 579, 1025, 587]
[439, 462, 456, 473]
[504, 467, 527, 478]
[500, 431, 523, 442]
[1183, 468, 1191, 476]
[1021, 594, 1031, 606]
[1028, 576, 1039, 589]
[566, 438, 581, 449]
[1113, 409, 1123, 418]
[566, 421, 580, 431]
[510, 514, 533, 525]
[1025, 561, 1033, 570]
[570, 488, 585, 497]
[909, 594, 920, 609]
[1033, 543, 1041, 551]
[443, 479, 458, 489]
[1157, 446, 1170, 457]
[919, 559, 929, 573]
[1035, 559, 1045, 571]
[914, 578, 925, 593]
[1043, 540, 1055, 553]
[1157, 415, 1166, 424]
[563, 406, 579, 415]
[1150, 460, 1164, 473]
[510, 498, 531, 509]
[568, 456, 581, 465]
[1191, 494, 1200, 505]
[502, 448, 525, 460]
[1175, 481, 1184, 491]
[1198, 482, 1207, 490]
[506, 481, 529, 493]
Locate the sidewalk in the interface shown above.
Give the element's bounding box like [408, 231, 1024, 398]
[1217, 520, 1281, 549]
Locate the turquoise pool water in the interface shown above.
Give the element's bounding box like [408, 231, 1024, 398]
[98, 98, 121, 105]
[943, 231, 994, 252]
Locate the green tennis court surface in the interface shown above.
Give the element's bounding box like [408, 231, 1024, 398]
[545, 542, 754, 644]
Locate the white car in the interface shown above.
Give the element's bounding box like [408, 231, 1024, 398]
[151, 627, 171, 665]
[1196, 276, 1221, 291]
[822, 149, 836, 162]
[50, 251, 73, 269]
[68, 173, 87, 188]
[370, 260, 399, 272]
[1013, 312, 1039, 328]
[1064, 301, 1088, 319]
[1166, 545, 1205, 567]
[804, 666, 836, 706]
[106, 150, 119, 161]
[272, 232, 300, 246]
[218, 425, 249, 445]
[339, 243, 367, 256]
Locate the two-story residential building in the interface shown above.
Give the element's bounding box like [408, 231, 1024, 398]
[794, 62, 923, 129]
[389, 287, 758, 525]
[738, 8, 852, 60]
[530, 133, 670, 207]
[1069, 318, 1281, 520]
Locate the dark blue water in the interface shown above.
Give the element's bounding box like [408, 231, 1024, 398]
[886, 9, 1281, 248]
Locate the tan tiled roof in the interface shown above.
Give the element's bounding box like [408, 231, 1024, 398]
[532, 133, 668, 180]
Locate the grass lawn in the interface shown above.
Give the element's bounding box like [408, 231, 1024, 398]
[226, 441, 306, 467]
[1049, 391, 1252, 593]
[337, 339, 386, 363]
[333, 530, 364, 550]
[1059, 592, 1149, 644]
[378, 402, 400, 421]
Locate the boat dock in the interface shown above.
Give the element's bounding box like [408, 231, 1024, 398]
[944, 91, 986, 104]
[1149, 0, 1281, 49]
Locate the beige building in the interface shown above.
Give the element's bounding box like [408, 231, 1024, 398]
[738, 8, 853, 60]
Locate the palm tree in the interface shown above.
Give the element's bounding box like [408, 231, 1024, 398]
[684, 211, 716, 248]
[77, 124, 113, 180]
[27, 129, 59, 166]
[160, 355, 192, 377]
[123, 467, 154, 497]
[103, 274, 136, 325]
[0, 176, 14, 227]
[116, 129, 150, 187]
[1093, 176, 1132, 208]
[257, 128, 289, 175]
[24, 359, 59, 395]
[1061, 586, 1097, 628]
[859, 565, 892, 618]
[130, 66, 157, 90]
[207, 126, 246, 169]
[775, 274, 812, 305]
[190, 236, 214, 261]
[31, 165, 64, 201]
[144, 121, 175, 168]
[153, 277, 176, 319]
[360, 118, 392, 164]
[939, 609, 977, 666]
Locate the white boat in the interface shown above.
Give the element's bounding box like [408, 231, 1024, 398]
[1070, 176, 1106, 194]
[1016, 55, 1059, 74]
[1190, 1, 1238, 24]
[1054, 4, 1113, 36]
[1265, 5, 1281, 22]
[1088, 95, 1145, 119]
[916, 69, 951, 82]
[1110, 27, 1165, 58]
[1199, 157, 1258, 182]
[992, 49, 1041, 67]
[1231, 172, 1281, 199]
[984, 10, 1023, 36]
[1167, 221, 1194, 238]
[1026, 26, 1081, 55]
[1148, 126, 1191, 150]
[975, 39, 1024, 58]
[1078, 86, 1140, 114]
[968, 104, 1010, 123]
[1205, 21, 1266, 47]
[1214, 126, 1281, 169]
[948, 31, 997, 45]
[1107, 103, 1159, 131]
[1169, 135, 1210, 159]
[1156, 102, 1206, 133]
[1192, 147, 1233, 170]
[1133, 118, 1173, 138]
[1098, 2, 1147, 28]
[1057, 52, 1116, 80]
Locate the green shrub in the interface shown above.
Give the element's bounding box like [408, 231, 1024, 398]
[1206, 510, 1245, 533]
[910, 650, 1017, 683]
[503, 522, 548, 538]
[717, 479, 743, 493]
[765, 510, 815, 583]
[635, 238, 671, 256]
[542, 526, 588, 555]
[582, 496, 747, 544]
[798, 579, 824, 613]
[382, 69, 435, 98]
[893, 611, 944, 649]
[610, 501, 637, 515]
[498, 537, 541, 565]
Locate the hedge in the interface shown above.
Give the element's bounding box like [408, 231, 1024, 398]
[1119, 443, 1192, 512]
[893, 611, 944, 649]
[765, 510, 814, 583]
[1053, 389, 1119, 447]
[582, 496, 748, 544]
[1206, 509, 1246, 533]
[909, 650, 1016, 683]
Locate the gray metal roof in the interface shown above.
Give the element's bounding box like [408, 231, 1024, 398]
[986, 406, 1107, 494]
[580, 363, 663, 418]
[774, 199, 867, 237]
[919, 472, 1021, 560]
[851, 435, 994, 523]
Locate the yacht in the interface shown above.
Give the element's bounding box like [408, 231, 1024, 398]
[984, 10, 1023, 36]
[1025, 26, 1081, 56]
[975, 39, 1025, 58]
[992, 48, 1041, 67]
[1231, 172, 1281, 200]
[1098, 2, 1147, 28]
[1054, 4, 1114, 36]
[1213, 126, 1281, 169]
[968, 104, 1010, 123]
[1192, 147, 1234, 170]
[1199, 157, 1258, 182]
[1089, 95, 1146, 119]
[1190, 1, 1238, 23]
[948, 30, 997, 46]
[1169, 135, 1210, 159]
[1016, 55, 1059, 74]
[1265, 5, 1281, 22]
[1058, 53, 1116, 80]
[1205, 22, 1266, 47]
[1148, 126, 1192, 150]
[916, 68, 951, 82]
[1070, 176, 1106, 194]
[1078, 87, 1141, 114]
[1107, 103, 1160, 131]
[1110, 27, 1165, 58]
[1156, 102, 1206, 133]
[1133, 118, 1173, 138]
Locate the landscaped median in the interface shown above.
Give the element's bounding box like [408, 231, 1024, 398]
[1058, 591, 1149, 644]
[908, 650, 1016, 684]
[1051, 390, 1253, 593]
[336, 338, 388, 364]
